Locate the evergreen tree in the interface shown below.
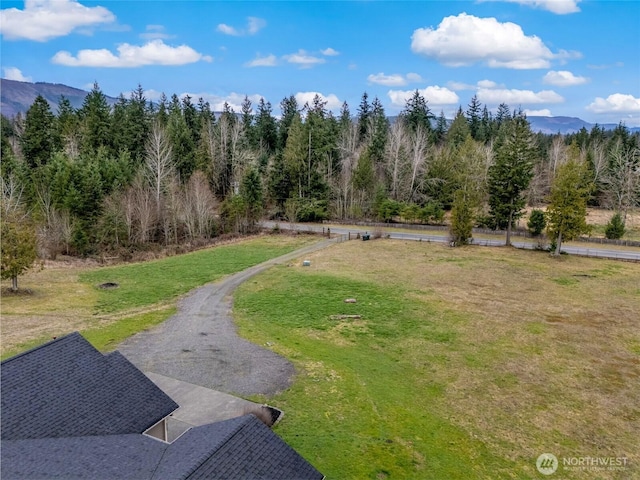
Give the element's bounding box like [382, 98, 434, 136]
[604, 212, 625, 239]
[1, 209, 38, 291]
[446, 108, 470, 149]
[278, 95, 298, 150]
[400, 90, 433, 136]
[21, 95, 55, 168]
[488, 114, 536, 245]
[466, 95, 482, 141]
[339, 101, 351, 131]
[479, 105, 492, 143]
[357, 91, 371, 143]
[449, 189, 474, 246]
[254, 98, 278, 155]
[110, 94, 128, 155]
[495, 103, 511, 128]
[527, 209, 546, 236]
[55, 96, 79, 157]
[125, 84, 150, 162]
[241, 95, 254, 148]
[78, 82, 112, 154]
[167, 100, 196, 180]
[240, 166, 263, 230]
[156, 93, 169, 126]
[546, 159, 592, 255]
[434, 110, 448, 144]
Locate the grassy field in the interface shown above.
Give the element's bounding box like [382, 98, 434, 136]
[2, 232, 638, 478]
[234, 240, 640, 479]
[0, 234, 315, 357]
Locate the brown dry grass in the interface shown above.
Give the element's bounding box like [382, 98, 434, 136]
[298, 240, 640, 477]
[1, 259, 100, 352]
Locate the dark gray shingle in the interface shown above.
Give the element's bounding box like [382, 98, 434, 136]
[1, 332, 178, 440]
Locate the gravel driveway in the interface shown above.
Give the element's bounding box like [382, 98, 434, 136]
[118, 237, 336, 397]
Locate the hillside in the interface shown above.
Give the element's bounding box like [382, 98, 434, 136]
[0, 79, 117, 118]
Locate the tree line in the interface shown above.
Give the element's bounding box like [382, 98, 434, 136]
[1, 83, 639, 282]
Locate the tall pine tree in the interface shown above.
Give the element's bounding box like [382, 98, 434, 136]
[488, 114, 536, 245]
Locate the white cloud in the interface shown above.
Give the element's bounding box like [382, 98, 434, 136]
[140, 24, 175, 40]
[52, 40, 213, 67]
[0, 0, 115, 42]
[294, 92, 342, 111]
[216, 23, 238, 36]
[411, 13, 554, 69]
[217, 16, 266, 36]
[245, 54, 277, 67]
[586, 94, 640, 114]
[477, 79, 500, 89]
[477, 87, 564, 105]
[388, 86, 459, 108]
[524, 108, 552, 116]
[543, 70, 588, 87]
[283, 50, 325, 68]
[247, 17, 266, 35]
[368, 72, 422, 87]
[321, 48, 340, 56]
[2, 67, 33, 82]
[481, 0, 581, 14]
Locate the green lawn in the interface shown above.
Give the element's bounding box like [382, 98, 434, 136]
[79, 235, 315, 314]
[235, 269, 516, 478]
[234, 241, 640, 479]
[1, 235, 316, 358]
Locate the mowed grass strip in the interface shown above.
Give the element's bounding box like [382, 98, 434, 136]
[234, 240, 640, 479]
[78, 235, 316, 314]
[1, 235, 316, 356]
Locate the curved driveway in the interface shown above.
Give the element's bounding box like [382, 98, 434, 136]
[118, 238, 337, 397]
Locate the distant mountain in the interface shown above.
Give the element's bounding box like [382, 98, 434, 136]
[0, 79, 118, 118]
[526, 116, 639, 134]
[2, 80, 638, 134]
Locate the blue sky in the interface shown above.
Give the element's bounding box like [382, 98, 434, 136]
[1, 0, 639, 125]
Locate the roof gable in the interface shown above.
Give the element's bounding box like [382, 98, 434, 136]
[177, 416, 324, 480]
[1, 333, 178, 440]
[1, 416, 324, 480]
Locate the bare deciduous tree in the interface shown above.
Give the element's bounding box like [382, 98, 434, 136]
[334, 122, 360, 218]
[602, 141, 640, 223]
[145, 121, 174, 210]
[385, 120, 407, 201]
[183, 171, 217, 240]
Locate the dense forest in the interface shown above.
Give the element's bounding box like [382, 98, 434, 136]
[1, 83, 639, 260]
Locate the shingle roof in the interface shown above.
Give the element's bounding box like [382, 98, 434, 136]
[1, 416, 324, 480]
[1, 332, 178, 440]
[1, 433, 166, 480]
[155, 416, 325, 480]
[1, 333, 323, 479]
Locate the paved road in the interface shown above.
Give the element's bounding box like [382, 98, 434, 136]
[118, 238, 338, 397]
[264, 221, 640, 262]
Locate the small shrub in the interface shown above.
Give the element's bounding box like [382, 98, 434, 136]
[527, 209, 546, 236]
[376, 198, 402, 222]
[604, 212, 625, 240]
[419, 202, 445, 225]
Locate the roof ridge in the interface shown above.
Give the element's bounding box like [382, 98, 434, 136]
[0, 332, 86, 365]
[176, 416, 255, 480]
